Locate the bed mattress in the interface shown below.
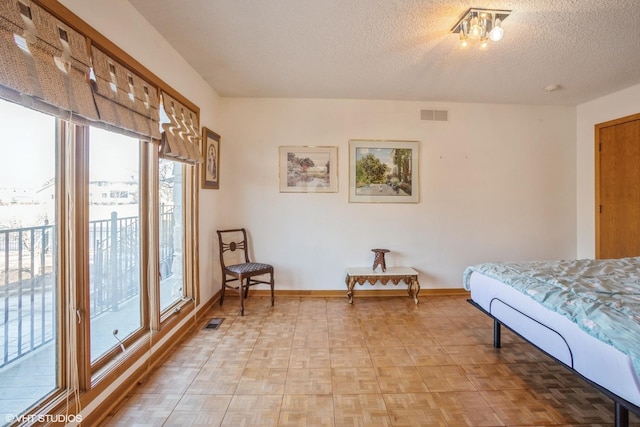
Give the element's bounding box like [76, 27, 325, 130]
[468, 270, 640, 407]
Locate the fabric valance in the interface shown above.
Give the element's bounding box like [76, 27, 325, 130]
[0, 0, 196, 145]
[0, 0, 98, 122]
[90, 45, 161, 141]
[159, 91, 202, 164]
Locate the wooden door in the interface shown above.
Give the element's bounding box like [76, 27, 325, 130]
[595, 113, 640, 259]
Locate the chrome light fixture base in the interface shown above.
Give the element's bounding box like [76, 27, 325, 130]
[452, 8, 511, 49]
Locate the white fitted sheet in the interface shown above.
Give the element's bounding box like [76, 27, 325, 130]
[468, 270, 640, 407]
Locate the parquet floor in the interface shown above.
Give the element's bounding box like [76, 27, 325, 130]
[101, 295, 640, 426]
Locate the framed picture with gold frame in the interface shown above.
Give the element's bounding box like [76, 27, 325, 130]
[202, 127, 220, 189]
[349, 139, 419, 203]
[279, 146, 338, 193]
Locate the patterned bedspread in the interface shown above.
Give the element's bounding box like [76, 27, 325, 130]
[463, 256, 640, 375]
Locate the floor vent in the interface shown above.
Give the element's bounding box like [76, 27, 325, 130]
[421, 109, 448, 121]
[204, 318, 224, 330]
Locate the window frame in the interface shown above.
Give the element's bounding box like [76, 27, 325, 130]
[82, 128, 148, 374]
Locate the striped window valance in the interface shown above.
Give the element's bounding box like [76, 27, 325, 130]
[0, 0, 98, 123]
[90, 45, 161, 141]
[159, 91, 202, 164]
[0, 0, 197, 144]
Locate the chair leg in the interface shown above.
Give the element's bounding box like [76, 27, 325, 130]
[220, 279, 225, 306]
[244, 279, 250, 299]
[270, 272, 274, 306]
[239, 278, 245, 316]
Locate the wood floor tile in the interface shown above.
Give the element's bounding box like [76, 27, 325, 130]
[398, 332, 439, 347]
[162, 344, 214, 369]
[292, 330, 329, 348]
[416, 365, 476, 392]
[504, 362, 585, 390]
[330, 346, 372, 367]
[288, 347, 331, 369]
[279, 394, 334, 426]
[442, 343, 505, 365]
[187, 366, 243, 394]
[374, 366, 429, 393]
[163, 394, 232, 426]
[462, 363, 529, 391]
[328, 332, 367, 348]
[204, 347, 252, 368]
[382, 392, 448, 427]
[101, 393, 182, 426]
[254, 333, 294, 349]
[333, 394, 391, 427]
[134, 366, 200, 395]
[481, 389, 564, 425]
[331, 367, 381, 394]
[368, 346, 414, 367]
[246, 347, 292, 368]
[431, 390, 505, 426]
[534, 386, 616, 425]
[405, 345, 456, 366]
[432, 328, 488, 347]
[235, 367, 287, 394]
[221, 394, 282, 427]
[284, 368, 332, 394]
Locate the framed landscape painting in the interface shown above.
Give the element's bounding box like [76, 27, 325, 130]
[279, 146, 338, 193]
[349, 139, 419, 203]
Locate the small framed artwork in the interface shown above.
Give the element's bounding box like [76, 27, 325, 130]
[202, 127, 220, 189]
[279, 146, 338, 193]
[349, 139, 419, 203]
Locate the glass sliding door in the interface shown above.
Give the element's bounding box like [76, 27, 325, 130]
[88, 128, 142, 363]
[158, 159, 184, 312]
[0, 99, 58, 421]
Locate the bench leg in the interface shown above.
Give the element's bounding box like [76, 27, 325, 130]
[345, 276, 355, 304]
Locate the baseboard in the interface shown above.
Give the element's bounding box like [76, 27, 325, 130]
[248, 288, 470, 298]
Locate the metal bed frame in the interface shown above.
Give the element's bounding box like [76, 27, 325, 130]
[468, 299, 640, 427]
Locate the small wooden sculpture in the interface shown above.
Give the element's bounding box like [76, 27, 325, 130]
[371, 248, 390, 272]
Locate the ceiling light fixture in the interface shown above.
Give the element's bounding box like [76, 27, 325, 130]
[452, 8, 511, 49]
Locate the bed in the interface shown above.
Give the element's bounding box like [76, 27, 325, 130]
[463, 256, 640, 427]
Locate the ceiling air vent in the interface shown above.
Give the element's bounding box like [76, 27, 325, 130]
[421, 109, 448, 121]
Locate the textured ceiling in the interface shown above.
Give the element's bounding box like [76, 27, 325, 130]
[128, 0, 640, 105]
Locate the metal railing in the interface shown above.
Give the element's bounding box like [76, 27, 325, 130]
[0, 207, 175, 368]
[89, 213, 140, 317]
[1, 223, 55, 367]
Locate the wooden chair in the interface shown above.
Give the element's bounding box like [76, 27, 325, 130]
[217, 228, 274, 316]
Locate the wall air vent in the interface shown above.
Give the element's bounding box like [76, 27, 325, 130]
[421, 109, 448, 121]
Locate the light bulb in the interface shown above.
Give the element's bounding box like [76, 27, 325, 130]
[480, 37, 488, 49]
[489, 18, 504, 41]
[469, 16, 482, 39]
[460, 38, 469, 48]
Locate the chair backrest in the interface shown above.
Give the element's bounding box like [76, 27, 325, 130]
[217, 228, 251, 268]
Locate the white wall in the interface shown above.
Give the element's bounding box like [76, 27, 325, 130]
[217, 98, 577, 290]
[576, 83, 640, 258]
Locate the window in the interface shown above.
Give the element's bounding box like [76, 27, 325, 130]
[159, 159, 185, 311]
[0, 99, 58, 421]
[88, 128, 143, 364]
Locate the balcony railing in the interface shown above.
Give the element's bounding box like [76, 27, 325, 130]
[1, 223, 55, 368]
[0, 207, 175, 369]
